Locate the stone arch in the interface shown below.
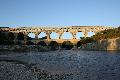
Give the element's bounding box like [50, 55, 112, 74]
[88, 31, 95, 37]
[38, 32, 47, 39]
[61, 32, 73, 39]
[28, 32, 35, 39]
[76, 32, 84, 39]
[50, 32, 59, 39]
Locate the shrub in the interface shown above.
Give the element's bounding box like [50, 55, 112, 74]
[37, 41, 47, 46]
[26, 41, 35, 45]
[38, 46, 49, 52]
[48, 41, 59, 50]
[77, 41, 82, 47]
[61, 41, 73, 50]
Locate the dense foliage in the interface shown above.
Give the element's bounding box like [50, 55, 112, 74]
[17, 32, 24, 40]
[61, 41, 73, 50]
[79, 27, 120, 44]
[92, 27, 120, 40]
[48, 41, 59, 50]
[26, 41, 34, 45]
[80, 37, 94, 44]
[0, 31, 15, 45]
[8, 32, 15, 40]
[37, 41, 47, 46]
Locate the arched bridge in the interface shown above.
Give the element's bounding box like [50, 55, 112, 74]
[0, 26, 113, 44]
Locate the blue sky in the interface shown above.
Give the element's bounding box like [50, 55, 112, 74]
[0, 0, 120, 28]
[0, 0, 119, 38]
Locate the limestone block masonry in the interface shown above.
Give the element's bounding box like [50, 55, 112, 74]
[0, 26, 113, 44]
[82, 38, 120, 50]
[97, 38, 120, 50]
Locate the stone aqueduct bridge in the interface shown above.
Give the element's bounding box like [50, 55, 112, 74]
[0, 26, 113, 44]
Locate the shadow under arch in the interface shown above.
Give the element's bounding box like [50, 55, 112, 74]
[61, 41, 73, 50]
[37, 41, 47, 46]
[48, 41, 59, 50]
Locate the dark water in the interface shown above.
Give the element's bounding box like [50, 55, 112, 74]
[1, 50, 120, 80]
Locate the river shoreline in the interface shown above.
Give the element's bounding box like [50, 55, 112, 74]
[0, 50, 120, 80]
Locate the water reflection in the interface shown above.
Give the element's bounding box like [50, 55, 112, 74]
[106, 50, 120, 54]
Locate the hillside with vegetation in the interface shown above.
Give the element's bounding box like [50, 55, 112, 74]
[92, 26, 120, 40]
[80, 26, 120, 44]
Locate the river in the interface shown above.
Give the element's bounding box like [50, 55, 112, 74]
[0, 50, 120, 80]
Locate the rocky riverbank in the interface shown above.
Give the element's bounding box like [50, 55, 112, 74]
[0, 50, 120, 80]
[0, 61, 37, 80]
[0, 61, 79, 80]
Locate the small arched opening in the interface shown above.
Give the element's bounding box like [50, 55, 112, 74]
[28, 33, 35, 40]
[38, 32, 47, 40]
[61, 32, 73, 39]
[76, 32, 84, 39]
[50, 32, 59, 39]
[88, 31, 95, 37]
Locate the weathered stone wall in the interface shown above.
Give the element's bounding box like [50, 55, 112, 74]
[97, 38, 120, 50]
[0, 26, 113, 45]
[80, 38, 120, 50]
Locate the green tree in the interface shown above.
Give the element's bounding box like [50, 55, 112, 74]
[80, 37, 94, 44]
[37, 41, 47, 46]
[7, 32, 15, 45]
[0, 31, 7, 44]
[8, 32, 15, 40]
[77, 41, 83, 47]
[17, 32, 24, 40]
[26, 41, 34, 45]
[91, 27, 120, 40]
[48, 41, 59, 50]
[61, 41, 73, 50]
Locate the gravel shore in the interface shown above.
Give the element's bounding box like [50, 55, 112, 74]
[0, 50, 120, 80]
